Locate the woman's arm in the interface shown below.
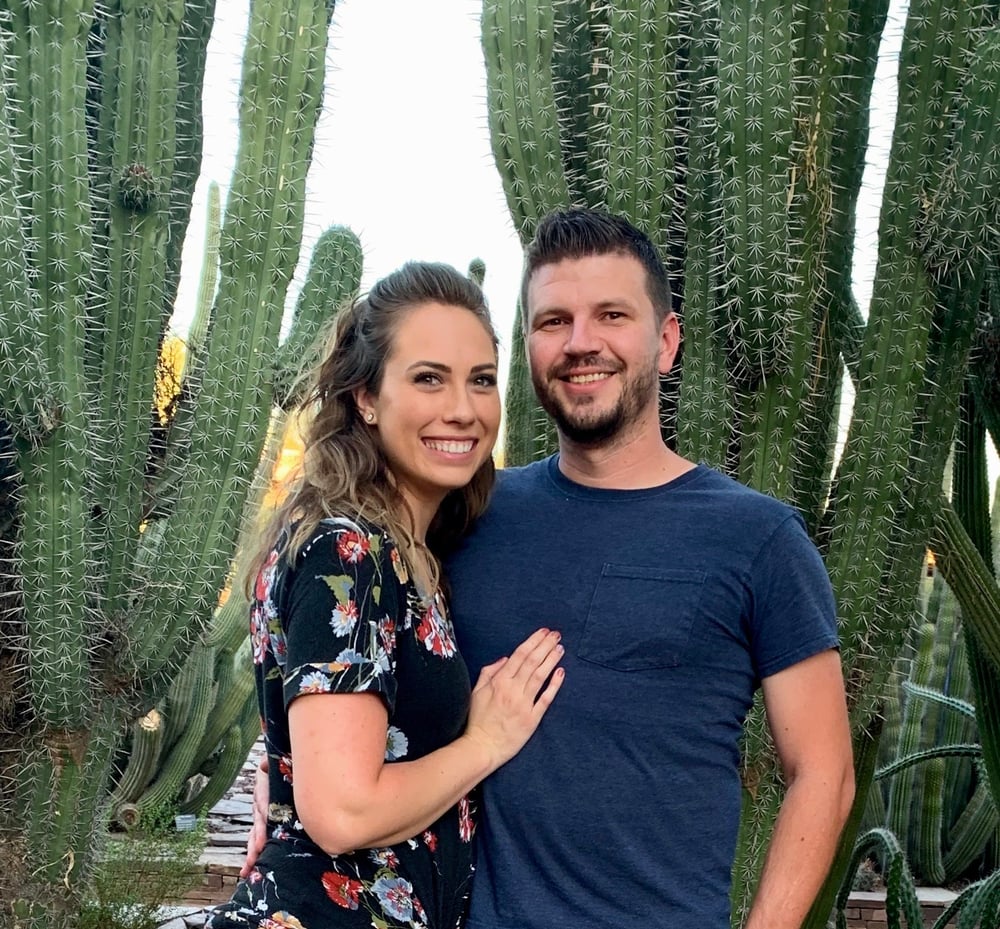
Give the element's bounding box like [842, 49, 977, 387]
[291, 628, 563, 854]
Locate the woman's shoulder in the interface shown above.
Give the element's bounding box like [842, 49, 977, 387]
[292, 514, 397, 569]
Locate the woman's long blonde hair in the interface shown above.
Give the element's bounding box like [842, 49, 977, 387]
[246, 261, 499, 597]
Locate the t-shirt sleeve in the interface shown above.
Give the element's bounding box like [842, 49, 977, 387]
[280, 521, 401, 714]
[748, 512, 839, 681]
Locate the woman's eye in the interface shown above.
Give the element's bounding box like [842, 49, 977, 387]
[414, 372, 441, 385]
[474, 374, 498, 388]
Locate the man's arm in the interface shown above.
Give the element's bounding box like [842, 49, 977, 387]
[744, 648, 855, 929]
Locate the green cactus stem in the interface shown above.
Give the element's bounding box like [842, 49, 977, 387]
[272, 224, 363, 410]
[127, 0, 336, 686]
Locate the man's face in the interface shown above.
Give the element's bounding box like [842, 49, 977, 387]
[525, 252, 679, 446]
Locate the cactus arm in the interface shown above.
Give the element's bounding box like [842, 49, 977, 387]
[932, 500, 1000, 670]
[943, 781, 1000, 879]
[503, 304, 559, 466]
[883, 622, 934, 851]
[92, 0, 184, 616]
[970, 272, 1000, 459]
[482, 0, 570, 244]
[901, 679, 976, 720]
[111, 709, 165, 809]
[272, 224, 363, 410]
[824, 0, 995, 727]
[717, 0, 796, 387]
[0, 62, 51, 440]
[549, 0, 596, 206]
[675, 0, 731, 469]
[917, 758, 947, 884]
[144, 180, 222, 522]
[910, 596, 958, 881]
[602, 0, 677, 250]
[128, 218, 365, 798]
[784, 0, 884, 525]
[162, 0, 217, 317]
[730, 698, 784, 926]
[136, 643, 214, 814]
[951, 373, 1000, 819]
[189, 640, 255, 773]
[467, 257, 486, 286]
[12, 0, 96, 743]
[130, 0, 335, 683]
[188, 180, 222, 359]
[160, 644, 211, 756]
[178, 693, 260, 815]
[941, 632, 978, 832]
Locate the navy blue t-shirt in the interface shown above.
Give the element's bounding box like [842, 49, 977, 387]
[446, 457, 838, 929]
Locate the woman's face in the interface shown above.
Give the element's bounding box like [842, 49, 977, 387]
[359, 301, 500, 529]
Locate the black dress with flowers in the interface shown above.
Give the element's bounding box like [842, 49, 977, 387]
[207, 516, 476, 929]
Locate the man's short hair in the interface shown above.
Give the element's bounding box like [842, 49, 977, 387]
[520, 208, 674, 329]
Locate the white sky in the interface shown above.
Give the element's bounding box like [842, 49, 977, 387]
[173, 0, 523, 383]
[172, 0, 997, 486]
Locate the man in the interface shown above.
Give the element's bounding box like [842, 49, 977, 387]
[246, 208, 854, 929]
[444, 208, 853, 929]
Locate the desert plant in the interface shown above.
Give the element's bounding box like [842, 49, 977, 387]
[77, 804, 206, 929]
[0, 0, 337, 923]
[111, 223, 363, 821]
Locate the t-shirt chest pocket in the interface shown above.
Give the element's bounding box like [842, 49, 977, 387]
[577, 564, 706, 671]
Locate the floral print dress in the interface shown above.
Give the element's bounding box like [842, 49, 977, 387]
[207, 516, 476, 929]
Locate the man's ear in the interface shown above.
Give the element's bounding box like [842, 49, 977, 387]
[657, 312, 681, 376]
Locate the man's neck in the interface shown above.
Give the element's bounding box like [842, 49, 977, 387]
[556, 423, 696, 490]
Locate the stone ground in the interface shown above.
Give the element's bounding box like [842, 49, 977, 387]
[152, 739, 264, 929]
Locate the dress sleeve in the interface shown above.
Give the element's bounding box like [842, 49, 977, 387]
[280, 519, 402, 714]
[748, 512, 840, 681]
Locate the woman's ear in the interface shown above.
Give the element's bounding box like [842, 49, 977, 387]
[354, 387, 377, 424]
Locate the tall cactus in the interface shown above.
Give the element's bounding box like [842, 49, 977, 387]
[481, 1, 1000, 924]
[113, 224, 363, 821]
[0, 0, 337, 923]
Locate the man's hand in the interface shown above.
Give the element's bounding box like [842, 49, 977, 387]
[240, 755, 270, 878]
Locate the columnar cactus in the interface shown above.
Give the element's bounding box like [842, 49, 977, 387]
[481, 1, 1000, 924]
[114, 224, 364, 819]
[0, 0, 337, 923]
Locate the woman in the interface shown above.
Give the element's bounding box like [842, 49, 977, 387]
[207, 262, 564, 929]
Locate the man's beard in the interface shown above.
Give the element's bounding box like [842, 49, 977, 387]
[531, 355, 659, 447]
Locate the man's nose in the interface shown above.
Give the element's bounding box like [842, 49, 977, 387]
[563, 318, 601, 356]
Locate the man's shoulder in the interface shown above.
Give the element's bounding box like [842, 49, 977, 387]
[692, 465, 799, 519]
[491, 457, 552, 500]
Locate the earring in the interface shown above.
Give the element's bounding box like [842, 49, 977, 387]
[365, 411, 375, 423]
